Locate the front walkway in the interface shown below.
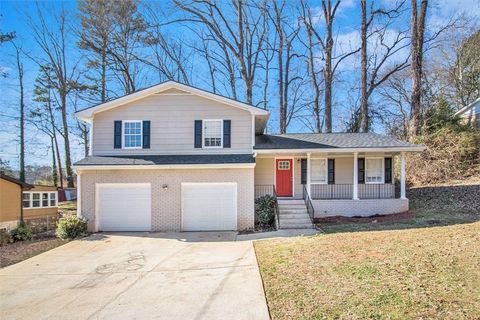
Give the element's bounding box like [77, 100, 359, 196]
[0, 232, 270, 320]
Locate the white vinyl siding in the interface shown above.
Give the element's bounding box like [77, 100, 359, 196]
[366, 158, 384, 184]
[92, 93, 252, 155]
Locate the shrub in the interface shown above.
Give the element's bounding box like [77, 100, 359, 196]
[0, 229, 13, 246]
[255, 195, 276, 228]
[56, 215, 87, 240]
[10, 221, 33, 242]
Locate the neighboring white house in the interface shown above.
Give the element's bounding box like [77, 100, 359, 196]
[74, 80, 424, 232]
[455, 97, 480, 128]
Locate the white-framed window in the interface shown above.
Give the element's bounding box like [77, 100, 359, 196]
[50, 192, 56, 207]
[365, 157, 384, 184]
[123, 121, 142, 149]
[22, 193, 30, 208]
[277, 161, 290, 170]
[311, 158, 328, 184]
[32, 193, 40, 208]
[203, 119, 223, 148]
[22, 191, 58, 209]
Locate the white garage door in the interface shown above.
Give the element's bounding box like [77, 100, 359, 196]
[182, 183, 237, 231]
[96, 183, 151, 231]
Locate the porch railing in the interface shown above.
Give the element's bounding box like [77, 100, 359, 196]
[302, 185, 315, 227]
[255, 184, 275, 199]
[310, 183, 397, 200]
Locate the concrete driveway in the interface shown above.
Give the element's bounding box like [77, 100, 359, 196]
[0, 232, 270, 320]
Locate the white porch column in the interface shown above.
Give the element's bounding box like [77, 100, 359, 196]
[353, 152, 359, 200]
[307, 153, 311, 195]
[400, 152, 406, 199]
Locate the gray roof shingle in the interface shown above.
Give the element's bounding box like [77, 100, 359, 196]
[74, 154, 255, 166]
[254, 133, 420, 149]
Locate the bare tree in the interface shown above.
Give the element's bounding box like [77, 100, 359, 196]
[300, 1, 324, 133]
[12, 42, 26, 182]
[409, 0, 428, 137]
[78, 0, 115, 103]
[27, 4, 81, 187]
[32, 65, 64, 187]
[303, 0, 361, 133]
[174, 0, 267, 105]
[359, 0, 409, 132]
[108, 0, 147, 94]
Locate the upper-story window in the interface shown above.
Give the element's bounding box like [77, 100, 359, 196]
[365, 157, 384, 184]
[124, 121, 142, 149]
[203, 119, 223, 148]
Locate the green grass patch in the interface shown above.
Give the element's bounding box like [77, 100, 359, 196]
[255, 212, 480, 319]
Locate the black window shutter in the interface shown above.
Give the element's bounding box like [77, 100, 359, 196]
[301, 159, 307, 185]
[328, 159, 335, 184]
[194, 120, 202, 148]
[384, 157, 392, 183]
[223, 120, 231, 148]
[358, 158, 365, 184]
[114, 121, 122, 149]
[142, 121, 150, 149]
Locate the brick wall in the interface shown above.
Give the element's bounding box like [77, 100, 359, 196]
[313, 198, 409, 218]
[79, 168, 254, 232]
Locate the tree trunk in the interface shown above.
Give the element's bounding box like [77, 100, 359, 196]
[101, 45, 107, 103]
[306, 24, 321, 133]
[274, 2, 286, 134]
[51, 136, 58, 187]
[15, 47, 25, 182]
[360, 0, 368, 133]
[324, 1, 334, 133]
[409, 0, 428, 137]
[60, 92, 74, 187]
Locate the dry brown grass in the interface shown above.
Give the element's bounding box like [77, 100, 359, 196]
[255, 222, 480, 319]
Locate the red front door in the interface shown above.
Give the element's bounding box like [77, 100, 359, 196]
[276, 159, 293, 197]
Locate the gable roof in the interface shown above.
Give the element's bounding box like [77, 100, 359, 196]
[454, 98, 480, 117]
[0, 173, 32, 189]
[254, 133, 424, 152]
[75, 80, 270, 122]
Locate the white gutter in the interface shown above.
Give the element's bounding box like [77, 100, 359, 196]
[73, 163, 256, 172]
[254, 146, 425, 154]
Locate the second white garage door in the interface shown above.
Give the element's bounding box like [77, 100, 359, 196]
[96, 183, 151, 231]
[181, 183, 237, 231]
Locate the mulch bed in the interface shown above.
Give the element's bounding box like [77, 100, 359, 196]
[315, 211, 414, 224]
[0, 236, 68, 268]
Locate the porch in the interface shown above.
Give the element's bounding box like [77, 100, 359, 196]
[254, 151, 409, 219]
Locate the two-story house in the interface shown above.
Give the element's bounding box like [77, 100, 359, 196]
[74, 81, 424, 232]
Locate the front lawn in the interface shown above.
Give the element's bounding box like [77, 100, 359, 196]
[255, 221, 480, 319]
[255, 183, 480, 319]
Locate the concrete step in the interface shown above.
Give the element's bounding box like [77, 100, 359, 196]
[280, 223, 314, 229]
[279, 209, 308, 214]
[277, 199, 305, 205]
[278, 204, 307, 210]
[279, 212, 309, 218]
[280, 218, 312, 224]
